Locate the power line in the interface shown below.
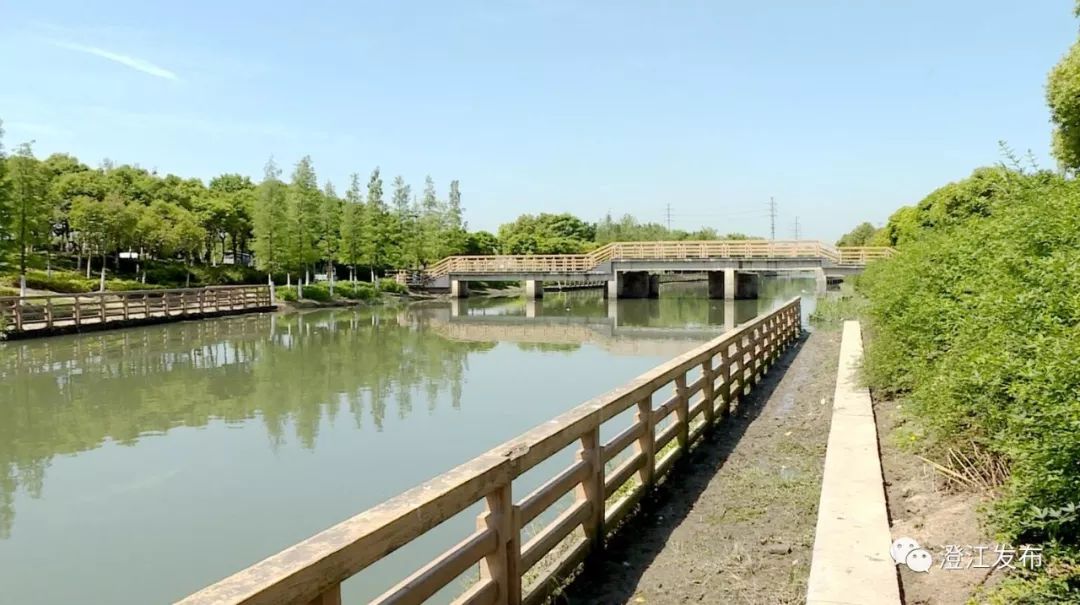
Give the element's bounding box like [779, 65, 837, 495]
[768, 196, 777, 241]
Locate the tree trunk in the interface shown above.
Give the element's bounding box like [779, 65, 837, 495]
[185, 258, 191, 287]
[86, 249, 92, 278]
[46, 248, 52, 278]
[99, 253, 107, 292]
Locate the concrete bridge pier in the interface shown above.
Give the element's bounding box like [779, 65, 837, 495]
[451, 279, 469, 299]
[525, 299, 539, 318]
[524, 279, 544, 299]
[617, 271, 660, 299]
[814, 268, 827, 294]
[707, 270, 760, 300]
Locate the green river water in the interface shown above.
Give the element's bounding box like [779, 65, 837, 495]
[0, 277, 818, 604]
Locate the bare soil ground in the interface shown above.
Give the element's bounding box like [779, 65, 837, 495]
[876, 398, 998, 604]
[559, 328, 841, 604]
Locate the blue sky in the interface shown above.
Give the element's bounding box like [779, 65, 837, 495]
[1, 1, 1075, 240]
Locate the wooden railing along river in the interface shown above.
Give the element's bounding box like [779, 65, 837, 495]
[179, 298, 802, 605]
[0, 285, 274, 337]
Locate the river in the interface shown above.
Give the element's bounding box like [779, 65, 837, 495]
[0, 277, 818, 604]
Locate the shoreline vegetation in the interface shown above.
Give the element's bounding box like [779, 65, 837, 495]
[813, 6, 1080, 601]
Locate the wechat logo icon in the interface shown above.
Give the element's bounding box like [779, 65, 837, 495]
[891, 537, 933, 573]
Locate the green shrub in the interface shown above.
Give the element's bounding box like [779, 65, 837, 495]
[0, 286, 17, 297]
[378, 278, 408, 294]
[22, 270, 95, 293]
[337, 281, 377, 301]
[860, 170, 1080, 546]
[276, 286, 298, 302]
[299, 283, 332, 302]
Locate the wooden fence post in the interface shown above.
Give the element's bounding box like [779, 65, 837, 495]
[45, 298, 53, 329]
[306, 585, 341, 605]
[123, 296, 130, 321]
[578, 426, 605, 554]
[14, 301, 23, 332]
[674, 374, 689, 448]
[99, 296, 106, 323]
[477, 484, 520, 605]
[74, 297, 81, 327]
[636, 394, 656, 488]
[719, 345, 732, 418]
[701, 358, 715, 429]
[144, 294, 149, 318]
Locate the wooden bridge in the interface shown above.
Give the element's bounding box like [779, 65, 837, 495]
[0, 285, 274, 339]
[178, 299, 802, 605]
[401, 241, 893, 299]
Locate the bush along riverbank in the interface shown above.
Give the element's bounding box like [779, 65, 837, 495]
[851, 167, 1080, 602]
[275, 278, 409, 306]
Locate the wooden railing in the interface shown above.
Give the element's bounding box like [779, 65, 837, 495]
[837, 246, 896, 265]
[0, 285, 273, 335]
[179, 298, 802, 605]
[421, 241, 895, 278]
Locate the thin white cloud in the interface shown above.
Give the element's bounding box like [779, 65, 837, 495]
[48, 39, 179, 81]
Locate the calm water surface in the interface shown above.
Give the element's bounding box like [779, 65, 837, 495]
[0, 278, 817, 604]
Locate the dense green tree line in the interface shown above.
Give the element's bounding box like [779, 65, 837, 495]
[0, 131, 468, 292]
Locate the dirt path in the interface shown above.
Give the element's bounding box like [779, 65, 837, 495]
[876, 398, 995, 604]
[560, 327, 841, 605]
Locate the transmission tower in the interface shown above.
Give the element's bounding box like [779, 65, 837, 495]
[793, 216, 801, 240]
[665, 203, 672, 231]
[768, 197, 777, 241]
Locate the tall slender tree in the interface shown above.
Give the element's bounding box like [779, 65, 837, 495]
[320, 181, 342, 289]
[287, 156, 322, 282]
[339, 173, 366, 281]
[252, 158, 289, 278]
[6, 143, 50, 295]
[360, 167, 387, 280]
[419, 175, 443, 263]
[0, 121, 10, 260]
[390, 175, 416, 268]
[445, 180, 466, 256]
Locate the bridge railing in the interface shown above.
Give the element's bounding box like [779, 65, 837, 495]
[419, 241, 895, 279]
[837, 246, 896, 265]
[0, 285, 272, 335]
[178, 298, 802, 605]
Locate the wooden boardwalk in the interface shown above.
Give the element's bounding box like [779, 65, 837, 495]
[0, 285, 274, 339]
[178, 298, 802, 605]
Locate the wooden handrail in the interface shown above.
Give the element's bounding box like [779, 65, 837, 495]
[178, 298, 803, 605]
[420, 240, 895, 277]
[0, 285, 273, 336]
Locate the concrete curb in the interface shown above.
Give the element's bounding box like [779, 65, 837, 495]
[806, 321, 901, 605]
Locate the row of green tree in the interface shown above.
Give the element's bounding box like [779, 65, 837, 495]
[0, 125, 469, 290]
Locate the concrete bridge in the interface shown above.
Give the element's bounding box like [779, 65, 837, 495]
[405, 240, 894, 299]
